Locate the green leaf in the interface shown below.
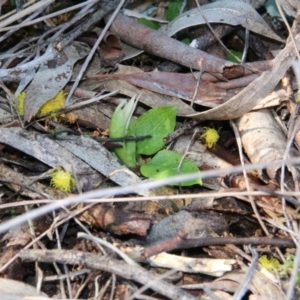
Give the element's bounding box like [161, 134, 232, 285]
[225, 49, 243, 63]
[132, 106, 177, 155]
[180, 36, 190, 45]
[166, 0, 183, 22]
[138, 18, 160, 30]
[140, 150, 202, 186]
[109, 97, 137, 168]
[109, 97, 137, 138]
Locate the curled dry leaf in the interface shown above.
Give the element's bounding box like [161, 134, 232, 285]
[161, 0, 284, 43]
[236, 109, 299, 182]
[187, 35, 299, 120]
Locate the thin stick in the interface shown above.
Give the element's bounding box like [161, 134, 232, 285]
[65, 0, 126, 104]
[1, 158, 300, 235]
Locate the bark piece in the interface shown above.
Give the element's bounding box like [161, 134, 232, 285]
[236, 109, 299, 181]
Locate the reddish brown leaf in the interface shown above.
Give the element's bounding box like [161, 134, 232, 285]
[88, 72, 227, 105]
[79, 204, 151, 236]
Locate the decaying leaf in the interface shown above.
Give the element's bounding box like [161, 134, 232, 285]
[88, 77, 197, 116]
[88, 71, 227, 106]
[236, 109, 299, 181]
[23, 42, 90, 121]
[55, 136, 150, 196]
[187, 35, 298, 120]
[0, 127, 102, 192]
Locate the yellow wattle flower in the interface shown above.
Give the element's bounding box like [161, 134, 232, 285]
[201, 127, 220, 148]
[50, 169, 75, 192]
[259, 255, 281, 272]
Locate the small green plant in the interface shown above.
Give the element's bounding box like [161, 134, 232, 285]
[138, 18, 161, 30]
[166, 0, 184, 22]
[140, 150, 202, 186]
[259, 255, 281, 272]
[225, 49, 243, 64]
[259, 254, 300, 283]
[280, 254, 300, 283]
[138, 1, 190, 45]
[109, 98, 202, 186]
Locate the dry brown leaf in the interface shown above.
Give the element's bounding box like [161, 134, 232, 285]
[79, 204, 151, 236]
[236, 109, 299, 181]
[24, 42, 89, 121]
[97, 78, 196, 116]
[187, 36, 298, 120]
[88, 71, 226, 106]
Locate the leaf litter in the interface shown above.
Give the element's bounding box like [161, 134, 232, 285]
[0, 0, 299, 299]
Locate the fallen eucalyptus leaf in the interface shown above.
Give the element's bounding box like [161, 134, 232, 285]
[160, 0, 284, 43]
[56, 136, 150, 196]
[0, 127, 101, 192]
[93, 77, 197, 115]
[24, 42, 90, 121]
[88, 72, 226, 107]
[187, 35, 298, 120]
